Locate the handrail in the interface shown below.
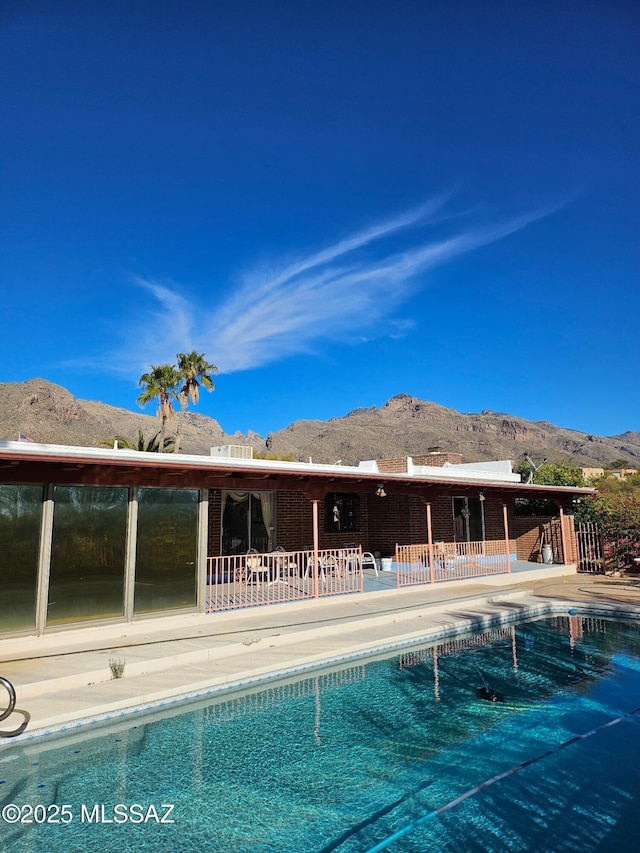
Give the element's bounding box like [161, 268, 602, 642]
[0, 677, 16, 722]
[0, 676, 29, 737]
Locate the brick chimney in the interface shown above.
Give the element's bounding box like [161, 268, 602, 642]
[376, 450, 463, 473]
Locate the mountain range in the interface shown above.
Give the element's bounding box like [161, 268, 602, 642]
[1, 378, 638, 469]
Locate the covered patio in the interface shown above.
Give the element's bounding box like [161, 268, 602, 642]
[0, 440, 593, 634]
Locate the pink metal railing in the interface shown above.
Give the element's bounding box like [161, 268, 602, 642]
[206, 546, 364, 612]
[395, 539, 509, 587]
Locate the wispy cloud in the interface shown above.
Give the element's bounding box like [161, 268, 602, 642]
[111, 195, 557, 375]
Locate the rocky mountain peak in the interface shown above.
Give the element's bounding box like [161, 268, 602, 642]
[0, 378, 637, 468]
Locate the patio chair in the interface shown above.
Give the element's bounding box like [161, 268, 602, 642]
[234, 559, 248, 587]
[304, 553, 339, 582]
[344, 543, 379, 576]
[245, 549, 270, 584]
[361, 551, 378, 576]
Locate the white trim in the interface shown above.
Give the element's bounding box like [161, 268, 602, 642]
[197, 489, 209, 613]
[35, 484, 54, 636]
[123, 487, 138, 621]
[0, 440, 593, 493]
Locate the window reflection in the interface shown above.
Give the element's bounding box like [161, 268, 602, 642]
[134, 488, 199, 613]
[0, 484, 43, 631]
[48, 486, 128, 625]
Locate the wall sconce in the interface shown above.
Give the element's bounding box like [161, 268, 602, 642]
[376, 484, 387, 498]
[479, 492, 485, 501]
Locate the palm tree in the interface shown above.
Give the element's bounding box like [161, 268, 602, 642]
[98, 431, 175, 453]
[174, 351, 217, 453]
[137, 364, 180, 452]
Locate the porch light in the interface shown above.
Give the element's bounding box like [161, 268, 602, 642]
[376, 484, 387, 498]
[479, 492, 485, 501]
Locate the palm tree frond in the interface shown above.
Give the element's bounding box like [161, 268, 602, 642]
[173, 351, 217, 453]
[137, 363, 180, 451]
[137, 354, 215, 453]
[98, 435, 132, 449]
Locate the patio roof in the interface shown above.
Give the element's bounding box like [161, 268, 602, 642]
[0, 441, 595, 504]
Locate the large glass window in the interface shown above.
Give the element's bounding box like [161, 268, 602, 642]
[0, 484, 43, 632]
[134, 488, 199, 613]
[48, 486, 128, 625]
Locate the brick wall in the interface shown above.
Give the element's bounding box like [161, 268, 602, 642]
[376, 452, 464, 474]
[209, 489, 373, 554]
[367, 493, 412, 554]
[429, 497, 456, 542]
[412, 452, 463, 466]
[376, 458, 408, 474]
[208, 487, 540, 562]
[276, 491, 314, 549]
[207, 489, 315, 556]
[484, 501, 510, 550]
[207, 490, 222, 556]
[511, 516, 564, 561]
[320, 493, 372, 550]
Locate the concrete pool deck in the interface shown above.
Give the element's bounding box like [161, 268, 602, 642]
[3, 565, 640, 743]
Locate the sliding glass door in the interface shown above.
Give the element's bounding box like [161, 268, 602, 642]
[453, 496, 485, 543]
[134, 487, 199, 614]
[0, 484, 43, 632]
[221, 492, 274, 554]
[48, 486, 128, 625]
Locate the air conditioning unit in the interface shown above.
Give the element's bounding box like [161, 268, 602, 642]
[210, 445, 254, 459]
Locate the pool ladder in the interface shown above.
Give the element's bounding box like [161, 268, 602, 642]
[0, 676, 29, 738]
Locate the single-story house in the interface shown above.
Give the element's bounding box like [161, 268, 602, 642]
[0, 442, 593, 636]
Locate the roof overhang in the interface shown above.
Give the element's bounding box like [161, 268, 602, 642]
[0, 442, 595, 503]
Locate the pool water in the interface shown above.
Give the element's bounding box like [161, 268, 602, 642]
[3, 615, 640, 852]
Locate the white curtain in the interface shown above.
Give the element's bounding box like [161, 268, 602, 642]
[221, 491, 249, 518]
[222, 491, 274, 551]
[258, 492, 275, 550]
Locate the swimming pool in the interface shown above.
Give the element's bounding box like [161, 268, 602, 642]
[2, 614, 640, 852]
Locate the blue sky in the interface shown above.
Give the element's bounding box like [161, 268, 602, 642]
[2, 1, 639, 440]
